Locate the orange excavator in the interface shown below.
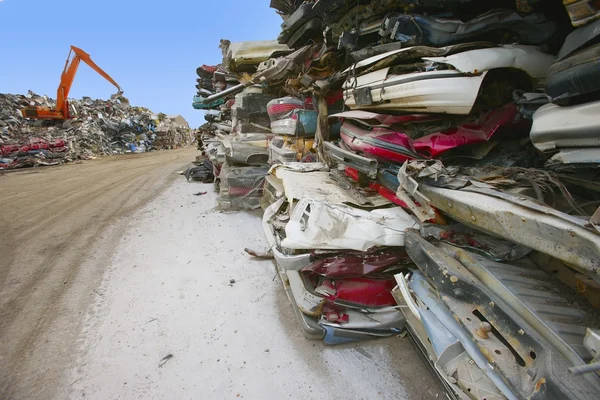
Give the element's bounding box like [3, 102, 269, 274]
[21, 45, 126, 120]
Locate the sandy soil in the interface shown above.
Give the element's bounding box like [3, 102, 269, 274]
[0, 149, 443, 400]
[0, 148, 196, 399]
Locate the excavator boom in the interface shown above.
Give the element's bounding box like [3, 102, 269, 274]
[21, 46, 124, 120]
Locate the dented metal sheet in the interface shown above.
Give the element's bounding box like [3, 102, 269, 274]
[546, 148, 600, 174]
[423, 45, 553, 78]
[323, 141, 379, 179]
[584, 328, 600, 361]
[288, 269, 326, 316]
[339, 103, 528, 162]
[319, 308, 405, 331]
[343, 45, 553, 114]
[226, 40, 292, 70]
[418, 184, 600, 281]
[284, 270, 326, 339]
[420, 223, 531, 262]
[380, 10, 556, 47]
[282, 198, 419, 251]
[556, 18, 600, 61]
[262, 198, 313, 272]
[344, 42, 498, 73]
[442, 247, 600, 365]
[404, 270, 517, 399]
[340, 121, 420, 163]
[344, 69, 486, 114]
[254, 45, 312, 84]
[302, 248, 410, 278]
[531, 100, 600, 151]
[546, 41, 600, 105]
[330, 110, 434, 127]
[270, 109, 318, 137]
[268, 136, 315, 164]
[273, 169, 390, 208]
[278, 3, 319, 45]
[224, 142, 269, 166]
[315, 278, 398, 307]
[405, 231, 600, 399]
[397, 162, 437, 222]
[269, 162, 329, 174]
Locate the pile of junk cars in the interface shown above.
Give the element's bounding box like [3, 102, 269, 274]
[190, 1, 600, 398]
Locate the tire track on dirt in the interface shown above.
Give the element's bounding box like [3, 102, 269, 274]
[0, 148, 196, 399]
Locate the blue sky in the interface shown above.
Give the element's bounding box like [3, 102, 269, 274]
[0, 0, 283, 128]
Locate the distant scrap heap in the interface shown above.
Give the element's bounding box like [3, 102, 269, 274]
[0, 91, 193, 169]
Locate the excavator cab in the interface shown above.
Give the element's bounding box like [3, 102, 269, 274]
[21, 107, 40, 118]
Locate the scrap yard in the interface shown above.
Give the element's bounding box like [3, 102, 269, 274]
[2, 0, 600, 399]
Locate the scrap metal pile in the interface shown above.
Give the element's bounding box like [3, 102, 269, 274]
[1, 92, 193, 169]
[192, 1, 600, 398]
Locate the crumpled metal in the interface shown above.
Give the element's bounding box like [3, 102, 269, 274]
[0, 91, 193, 169]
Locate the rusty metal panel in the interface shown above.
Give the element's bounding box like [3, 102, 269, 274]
[404, 230, 600, 399]
[419, 184, 600, 282]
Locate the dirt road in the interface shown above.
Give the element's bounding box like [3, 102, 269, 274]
[0, 148, 196, 399]
[0, 148, 443, 400]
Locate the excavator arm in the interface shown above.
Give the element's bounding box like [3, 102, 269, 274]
[21, 45, 124, 120]
[55, 46, 124, 117]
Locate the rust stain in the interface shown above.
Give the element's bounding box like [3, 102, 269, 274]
[483, 313, 532, 367]
[476, 322, 492, 339]
[534, 377, 546, 393]
[476, 343, 495, 363]
[576, 280, 587, 294]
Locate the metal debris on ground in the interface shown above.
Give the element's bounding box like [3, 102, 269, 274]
[158, 354, 173, 368]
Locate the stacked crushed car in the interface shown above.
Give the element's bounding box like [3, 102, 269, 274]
[192, 1, 600, 398]
[1, 92, 193, 169]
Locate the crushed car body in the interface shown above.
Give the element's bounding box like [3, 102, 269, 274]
[187, 2, 600, 397]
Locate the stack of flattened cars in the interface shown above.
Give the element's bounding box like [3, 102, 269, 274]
[267, 96, 317, 136]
